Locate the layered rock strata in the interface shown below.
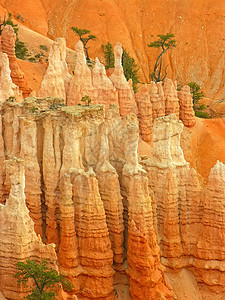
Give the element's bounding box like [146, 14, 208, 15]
[1, 93, 225, 298]
[0, 98, 175, 299]
[0, 158, 57, 299]
[140, 114, 225, 295]
[135, 85, 152, 142]
[141, 114, 202, 260]
[194, 161, 225, 293]
[1, 25, 32, 98]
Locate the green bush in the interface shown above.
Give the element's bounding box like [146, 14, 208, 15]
[15, 259, 73, 300]
[39, 45, 48, 51]
[195, 111, 209, 118]
[15, 39, 29, 60]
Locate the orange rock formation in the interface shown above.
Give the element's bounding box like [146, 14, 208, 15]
[38, 37, 72, 98]
[178, 85, 196, 127]
[0, 158, 57, 299]
[1, 25, 32, 98]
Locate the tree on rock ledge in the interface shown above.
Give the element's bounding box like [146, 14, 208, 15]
[148, 33, 176, 83]
[71, 27, 96, 61]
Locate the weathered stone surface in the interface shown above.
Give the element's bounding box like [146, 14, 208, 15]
[19, 117, 42, 236]
[192, 161, 225, 293]
[117, 113, 173, 299]
[1, 25, 32, 98]
[178, 85, 196, 127]
[96, 122, 124, 267]
[0, 159, 57, 299]
[163, 78, 180, 119]
[92, 58, 119, 111]
[109, 43, 137, 116]
[135, 85, 152, 142]
[58, 174, 80, 294]
[72, 169, 114, 299]
[38, 38, 72, 98]
[0, 52, 22, 103]
[67, 41, 94, 106]
[141, 114, 201, 260]
[150, 81, 165, 119]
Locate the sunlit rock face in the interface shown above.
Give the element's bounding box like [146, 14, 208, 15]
[0, 159, 57, 299]
[1, 25, 32, 98]
[38, 37, 72, 99]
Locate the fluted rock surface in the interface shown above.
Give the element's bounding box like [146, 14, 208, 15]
[194, 161, 225, 293]
[1, 25, 32, 98]
[141, 114, 202, 261]
[92, 58, 119, 111]
[0, 52, 22, 103]
[72, 169, 114, 299]
[150, 81, 165, 120]
[0, 159, 57, 300]
[135, 85, 152, 142]
[109, 43, 137, 116]
[67, 41, 94, 106]
[163, 78, 180, 119]
[178, 85, 196, 127]
[38, 38, 72, 98]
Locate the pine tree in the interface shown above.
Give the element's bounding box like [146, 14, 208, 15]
[148, 33, 176, 82]
[71, 27, 96, 61]
[15, 259, 73, 299]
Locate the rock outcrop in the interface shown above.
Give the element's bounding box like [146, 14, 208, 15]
[0, 52, 22, 103]
[135, 85, 152, 142]
[67, 41, 94, 106]
[163, 78, 180, 119]
[178, 85, 196, 127]
[195, 160, 225, 293]
[38, 38, 72, 98]
[1, 25, 32, 98]
[0, 158, 57, 299]
[141, 114, 202, 260]
[109, 42, 137, 116]
[91, 58, 119, 111]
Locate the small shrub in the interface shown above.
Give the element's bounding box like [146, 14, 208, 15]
[28, 57, 36, 63]
[15, 39, 29, 60]
[6, 96, 15, 102]
[17, 14, 24, 23]
[39, 45, 48, 51]
[80, 95, 92, 106]
[195, 111, 209, 118]
[30, 106, 39, 113]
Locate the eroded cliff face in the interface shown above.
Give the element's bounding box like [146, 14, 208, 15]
[0, 95, 225, 299]
[0, 158, 57, 299]
[0, 98, 174, 299]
